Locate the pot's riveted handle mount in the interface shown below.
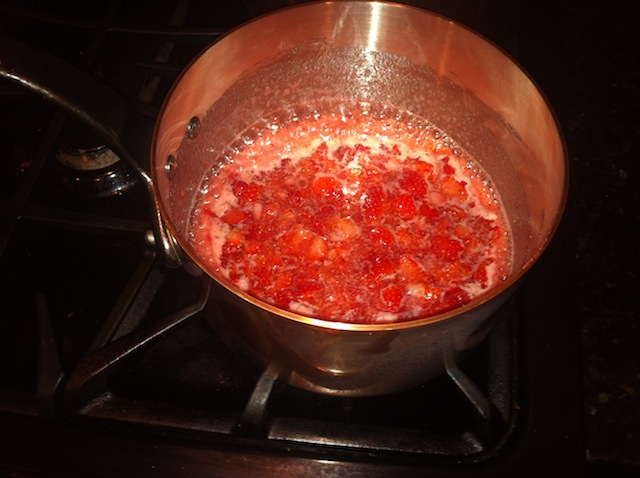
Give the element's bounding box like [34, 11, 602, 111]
[0, 34, 182, 268]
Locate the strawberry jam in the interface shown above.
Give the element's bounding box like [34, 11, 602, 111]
[189, 107, 511, 323]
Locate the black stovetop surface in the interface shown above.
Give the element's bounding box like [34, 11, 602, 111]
[0, 0, 638, 476]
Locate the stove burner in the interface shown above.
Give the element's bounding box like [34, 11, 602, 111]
[57, 143, 121, 171]
[48, 115, 140, 197]
[54, 148, 139, 198]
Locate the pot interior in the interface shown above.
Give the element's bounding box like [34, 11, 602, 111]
[152, 1, 566, 321]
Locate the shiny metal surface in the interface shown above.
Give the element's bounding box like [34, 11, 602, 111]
[151, 1, 567, 395]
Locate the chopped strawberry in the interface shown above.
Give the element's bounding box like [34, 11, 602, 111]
[381, 284, 404, 310]
[395, 228, 415, 249]
[399, 168, 428, 197]
[413, 159, 434, 178]
[441, 262, 473, 282]
[391, 193, 417, 220]
[329, 217, 360, 242]
[231, 180, 261, 203]
[442, 287, 470, 311]
[472, 259, 493, 288]
[231, 180, 249, 197]
[311, 141, 328, 161]
[313, 176, 343, 202]
[273, 272, 293, 291]
[248, 262, 271, 289]
[306, 235, 329, 261]
[263, 203, 278, 217]
[442, 156, 455, 175]
[431, 235, 464, 261]
[293, 279, 323, 300]
[277, 209, 297, 229]
[470, 216, 497, 241]
[333, 145, 351, 161]
[221, 207, 249, 225]
[354, 143, 372, 155]
[419, 204, 441, 221]
[441, 176, 468, 201]
[368, 227, 396, 248]
[398, 255, 423, 280]
[362, 186, 386, 222]
[220, 229, 245, 266]
[277, 227, 315, 254]
[287, 186, 315, 207]
[367, 253, 397, 278]
[200, 203, 217, 218]
[454, 224, 471, 238]
[244, 240, 261, 254]
[226, 227, 244, 244]
[243, 182, 261, 202]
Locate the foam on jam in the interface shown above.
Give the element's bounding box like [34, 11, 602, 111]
[189, 108, 511, 323]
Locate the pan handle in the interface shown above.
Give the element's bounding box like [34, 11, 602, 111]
[0, 34, 182, 267]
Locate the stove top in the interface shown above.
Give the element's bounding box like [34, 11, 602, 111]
[0, 1, 584, 476]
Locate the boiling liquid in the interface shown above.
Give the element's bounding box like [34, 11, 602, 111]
[188, 105, 511, 323]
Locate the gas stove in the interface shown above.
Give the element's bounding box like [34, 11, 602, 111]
[0, 1, 583, 476]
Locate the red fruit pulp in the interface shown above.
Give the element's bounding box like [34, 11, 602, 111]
[189, 109, 511, 324]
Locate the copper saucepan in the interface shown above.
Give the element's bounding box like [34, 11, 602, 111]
[0, 2, 567, 396]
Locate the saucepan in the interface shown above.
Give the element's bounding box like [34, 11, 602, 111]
[0, 1, 567, 396]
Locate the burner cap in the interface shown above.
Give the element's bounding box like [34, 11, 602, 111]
[53, 122, 139, 198]
[57, 145, 121, 171]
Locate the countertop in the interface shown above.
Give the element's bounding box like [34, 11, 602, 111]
[539, 0, 640, 475]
